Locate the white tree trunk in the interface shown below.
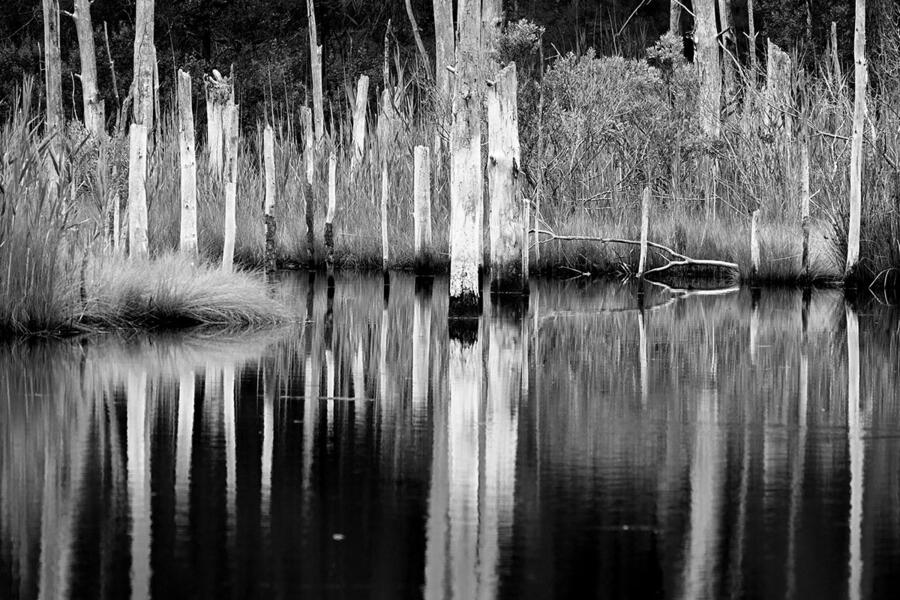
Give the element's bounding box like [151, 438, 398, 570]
[765, 41, 792, 131]
[638, 187, 650, 277]
[414, 146, 433, 270]
[205, 70, 233, 179]
[178, 70, 198, 259]
[750, 208, 761, 277]
[487, 63, 525, 294]
[381, 157, 389, 271]
[128, 123, 149, 258]
[846, 0, 866, 277]
[132, 0, 155, 132]
[748, 0, 758, 77]
[800, 138, 811, 275]
[449, 0, 484, 311]
[301, 107, 315, 263]
[695, 0, 721, 139]
[326, 151, 336, 269]
[306, 0, 325, 142]
[717, 0, 735, 91]
[72, 0, 105, 139]
[433, 0, 455, 102]
[405, 0, 432, 76]
[845, 304, 863, 600]
[42, 0, 63, 184]
[669, 0, 682, 34]
[263, 124, 277, 274]
[831, 22, 843, 84]
[350, 75, 369, 172]
[222, 104, 239, 272]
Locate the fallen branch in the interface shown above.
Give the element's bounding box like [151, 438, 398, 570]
[531, 228, 740, 278]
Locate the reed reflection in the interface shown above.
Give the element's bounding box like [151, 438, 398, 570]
[4, 276, 900, 599]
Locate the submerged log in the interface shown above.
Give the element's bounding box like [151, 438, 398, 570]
[414, 146, 433, 272]
[178, 70, 198, 260]
[487, 63, 526, 294]
[263, 124, 277, 275]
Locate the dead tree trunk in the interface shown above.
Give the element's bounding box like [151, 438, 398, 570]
[128, 123, 149, 258]
[69, 0, 105, 139]
[326, 152, 336, 272]
[765, 41, 793, 131]
[748, 0, 758, 78]
[301, 107, 316, 264]
[718, 0, 736, 93]
[433, 0, 455, 155]
[177, 70, 198, 260]
[350, 74, 369, 173]
[695, 0, 721, 215]
[846, 0, 866, 278]
[263, 124, 277, 275]
[405, 0, 432, 77]
[449, 0, 484, 314]
[132, 0, 155, 132]
[414, 146, 433, 272]
[306, 0, 325, 143]
[487, 63, 526, 294]
[222, 103, 239, 272]
[669, 1, 682, 35]
[800, 136, 811, 276]
[205, 69, 233, 179]
[42, 0, 63, 183]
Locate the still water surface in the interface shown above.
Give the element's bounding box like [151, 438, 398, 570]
[2, 273, 900, 599]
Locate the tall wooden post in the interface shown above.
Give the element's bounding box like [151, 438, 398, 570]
[42, 0, 63, 184]
[222, 105, 239, 273]
[70, 0, 105, 139]
[263, 124, 277, 275]
[846, 0, 867, 279]
[128, 123, 150, 258]
[414, 146, 433, 271]
[178, 70, 198, 260]
[488, 63, 526, 295]
[449, 0, 484, 314]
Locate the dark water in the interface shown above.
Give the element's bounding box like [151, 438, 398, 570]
[2, 273, 900, 599]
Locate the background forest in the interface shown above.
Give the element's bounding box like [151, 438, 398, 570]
[0, 1, 865, 125]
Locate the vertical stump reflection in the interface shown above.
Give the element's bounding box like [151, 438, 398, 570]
[426, 302, 523, 599]
[847, 303, 863, 600]
[127, 370, 151, 600]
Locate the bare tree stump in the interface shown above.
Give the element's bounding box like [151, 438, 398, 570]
[127, 123, 149, 258]
[414, 146, 433, 272]
[263, 124, 277, 275]
[178, 70, 198, 260]
[222, 104, 239, 273]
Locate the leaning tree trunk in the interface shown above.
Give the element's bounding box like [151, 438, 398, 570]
[449, 0, 483, 313]
[847, 0, 867, 278]
[42, 0, 63, 182]
[405, 0, 432, 77]
[70, 0, 105, 139]
[306, 0, 325, 143]
[748, 0, 758, 79]
[132, 0, 155, 131]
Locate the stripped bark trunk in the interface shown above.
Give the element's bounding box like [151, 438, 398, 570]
[263, 124, 277, 275]
[669, 0, 682, 35]
[750, 208, 761, 278]
[222, 103, 239, 273]
[695, 0, 721, 215]
[718, 0, 735, 94]
[132, 0, 155, 132]
[433, 0, 455, 102]
[177, 70, 198, 259]
[748, 0, 758, 78]
[405, 0, 432, 77]
[42, 0, 63, 184]
[449, 0, 484, 313]
[71, 0, 105, 139]
[325, 152, 336, 272]
[301, 107, 316, 265]
[831, 22, 843, 84]
[846, 0, 866, 278]
[350, 75, 369, 172]
[381, 157, 389, 272]
[128, 123, 149, 258]
[414, 146, 433, 272]
[306, 0, 325, 142]
[800, 137, 811, 277]
[765, 41, 793, 132]
[487, 63, 526, 294]
[205, 69, 233, 179]
[638, 187, 650, 277]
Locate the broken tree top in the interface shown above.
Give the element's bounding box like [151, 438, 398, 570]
[205, 69, 234, 103]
